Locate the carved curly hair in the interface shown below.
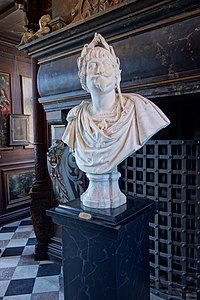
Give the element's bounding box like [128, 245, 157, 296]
[77, 33, 121, 93]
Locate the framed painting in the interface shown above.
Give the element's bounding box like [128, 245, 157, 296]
[51, 124, 66, 144]
[3, 167, 35, 209]
[21, 76, 33, 146]
[9, 114, 30, 146]
[0, 72, 11, 148]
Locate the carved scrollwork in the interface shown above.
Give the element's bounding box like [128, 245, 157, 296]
[47, 140, 86, 203]
[71, 0, 124, 22]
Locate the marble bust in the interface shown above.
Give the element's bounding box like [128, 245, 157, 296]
[62, 33, 170, 208]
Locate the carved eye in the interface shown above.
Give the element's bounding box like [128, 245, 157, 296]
[88, 62, 96, 70]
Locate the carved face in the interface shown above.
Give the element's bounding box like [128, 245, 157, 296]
[86, 47, 116, 94]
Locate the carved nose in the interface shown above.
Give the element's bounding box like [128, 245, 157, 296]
[96, 63, 103, 74]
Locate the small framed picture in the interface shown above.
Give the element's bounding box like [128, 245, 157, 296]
[2, 166, 35, 209]
[21, 76, 34, 147]
[51, 124, 66, 144]
[9, 114, 30, 146]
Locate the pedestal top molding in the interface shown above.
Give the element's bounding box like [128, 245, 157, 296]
[50, 196, 156, 227]
[19, 0, 200, 62]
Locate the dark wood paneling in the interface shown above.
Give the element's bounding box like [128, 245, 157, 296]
[0, 148, 34, 165]
[0, 42, 34, 224]
[0, 207, 30, 225]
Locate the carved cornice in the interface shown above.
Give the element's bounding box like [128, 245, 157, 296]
[70, 0, 124, 23]
[0, 32, 20, 47]
[19, 0, 200, 60]
[38, 6, 200, 65]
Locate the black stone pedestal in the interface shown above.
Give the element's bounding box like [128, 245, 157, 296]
[47, 196, 156, 300]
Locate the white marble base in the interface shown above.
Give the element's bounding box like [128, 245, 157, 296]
[80, 171, 126, 209]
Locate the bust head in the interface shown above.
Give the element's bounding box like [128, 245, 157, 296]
[77, 33, 121, 94]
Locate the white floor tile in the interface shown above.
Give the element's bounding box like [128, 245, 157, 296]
[0, 280, 10, 297]
[0, 239, 9, 248]
[12, 265, 39, 279]
[33, 275, 60, 293]
[15, 226, 33, 232]
[22, 245, 35, 256]
[23, 217, 31, 221]
[39, 260, 54, 264]
[0, 256, 20, 268]
[59, 291, 64, 300]
[3, 294, 32, 300]
[150, 294, 164, 300]
[0, 232, 14, 240]
[30, 231, 36, 238]
[7, 238, 28, 247]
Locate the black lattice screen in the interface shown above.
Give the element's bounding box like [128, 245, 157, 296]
[119, 140, 200, 300]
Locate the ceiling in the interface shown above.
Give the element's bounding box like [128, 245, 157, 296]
[0, 0, 27, 44]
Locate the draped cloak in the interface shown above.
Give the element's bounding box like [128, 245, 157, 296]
[62, 93, 170, 174]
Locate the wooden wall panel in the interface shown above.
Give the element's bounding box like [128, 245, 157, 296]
[0, 42, 34, 224]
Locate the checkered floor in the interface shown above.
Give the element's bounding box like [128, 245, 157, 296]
[0, 217, 63, 300]
[0, 217, 164, 300]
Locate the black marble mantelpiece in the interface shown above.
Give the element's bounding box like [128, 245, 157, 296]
[47, 196, 156, 300]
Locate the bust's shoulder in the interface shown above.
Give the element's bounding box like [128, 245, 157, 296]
[67, 101, 90, 121]
[122, 93, 147, 101]
[122, 93, 151, 108]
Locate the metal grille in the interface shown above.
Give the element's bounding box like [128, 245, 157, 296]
[119, 140, 200, 300]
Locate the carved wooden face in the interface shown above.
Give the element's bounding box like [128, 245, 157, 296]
[86, 47, 116, 95]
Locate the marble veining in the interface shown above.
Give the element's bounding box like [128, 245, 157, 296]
[47, 196, 156, 300]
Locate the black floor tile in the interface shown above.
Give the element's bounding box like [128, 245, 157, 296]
[37, 263, 61, 277]
[0, 226, 18, 233]
[5, 278, 35, 296]
[19, 220, 32, 226]
[26, 237, 36, 245]
[1, 247, 24, 257]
